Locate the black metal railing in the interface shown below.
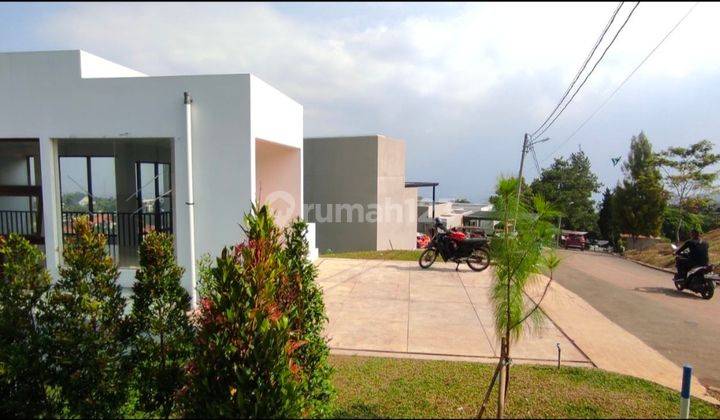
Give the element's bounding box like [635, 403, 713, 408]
[0, 209, 173, 265]
[0, 210, 43, 243]
[62, 211, 173, 262]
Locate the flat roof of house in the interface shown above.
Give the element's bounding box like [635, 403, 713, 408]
[405, 181, 439, 188]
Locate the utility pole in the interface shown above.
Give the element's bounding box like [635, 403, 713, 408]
[515, 134, 550, 217]
[515, 133, 529, 212]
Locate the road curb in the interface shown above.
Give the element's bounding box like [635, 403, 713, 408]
[620, 255, 676, 274]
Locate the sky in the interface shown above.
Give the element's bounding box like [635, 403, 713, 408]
[2, 1, 719, 203]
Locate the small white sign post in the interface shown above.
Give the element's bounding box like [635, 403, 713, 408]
[680, 364, 692, 419]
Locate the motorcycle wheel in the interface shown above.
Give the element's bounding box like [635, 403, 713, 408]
[700, 281, 714, 300]
[418, 249, 437, 269]
[674, 280, 684, 291]
[467, 249, 491, 272]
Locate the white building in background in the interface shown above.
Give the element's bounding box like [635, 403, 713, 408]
[417, 200, 495, 234]
[0, 50, 317, 304]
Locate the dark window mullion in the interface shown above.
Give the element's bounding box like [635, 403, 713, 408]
[86, 156, 94, 214]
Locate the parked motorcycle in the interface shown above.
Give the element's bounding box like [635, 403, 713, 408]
[418, 219, 490, 271]
[671, 243, 716, 300]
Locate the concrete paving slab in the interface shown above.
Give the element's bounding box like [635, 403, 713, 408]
[318, 257, 590, 369]
[408, 300, 495, 357]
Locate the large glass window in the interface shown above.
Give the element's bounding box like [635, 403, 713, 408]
[60, 157, 118, 213]
[57, 139, 173, 267]
[90, 157, 117, 212]
[59, 157, 90, 212]
[0, 140, 42, 243]
[136, 162, 172, 215]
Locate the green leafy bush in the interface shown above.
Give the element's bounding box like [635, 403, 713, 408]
[180, 204, 333, 418]
[0, 234, 53, 417]
[284, 219, 334, 417]
[39, 216, 129, 418]
[129, 232, 194, 418]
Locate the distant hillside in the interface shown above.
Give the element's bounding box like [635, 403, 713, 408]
[625, 229, 720, 270]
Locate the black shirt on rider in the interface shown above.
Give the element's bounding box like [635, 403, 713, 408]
[677, 239, 709, 266]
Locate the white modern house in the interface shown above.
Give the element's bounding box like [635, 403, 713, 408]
[0, 50, 316, 305]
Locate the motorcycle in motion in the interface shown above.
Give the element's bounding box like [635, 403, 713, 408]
[671, 243, 716, 300]
[418, 218, 490, 272]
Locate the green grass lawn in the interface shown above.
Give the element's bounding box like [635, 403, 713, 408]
[322, 249, 424, 261]
[330, 356, 719, 419]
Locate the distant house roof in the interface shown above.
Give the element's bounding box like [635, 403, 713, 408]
[464, 210, 502, 220]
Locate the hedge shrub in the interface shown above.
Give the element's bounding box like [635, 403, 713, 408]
[129, 231, 194, 418]
[0, 234, 53, 417]
[39, 216, 130, 418]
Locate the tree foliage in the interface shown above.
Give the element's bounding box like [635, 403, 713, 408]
[0, 234, 53, 417]
[656, 139, 720, 206]
[656, 139, 720, 241]
[597, 188, 616, 242]
[39, 216, 129, 418]
[529, 150, 601, 232]
[613, 132, 668, 237]
[129, 232, 194, 418]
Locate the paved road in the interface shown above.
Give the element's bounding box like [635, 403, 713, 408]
[554, 250, 720, 389]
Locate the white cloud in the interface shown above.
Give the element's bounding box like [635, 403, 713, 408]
[30, 1, 720, 200]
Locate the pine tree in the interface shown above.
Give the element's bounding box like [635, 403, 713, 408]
[613, 132, 668, 237]
[597, 188, 616, 242]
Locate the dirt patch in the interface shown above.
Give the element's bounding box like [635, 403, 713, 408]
[624, 229, 720, 270]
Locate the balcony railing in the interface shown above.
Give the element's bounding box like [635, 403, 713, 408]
[0, 209, 173, 265]
[61, 211, 173, 262]
[0, 210, 43, 243]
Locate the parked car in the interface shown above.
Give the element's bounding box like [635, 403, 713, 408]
[562, 231, 588, 250]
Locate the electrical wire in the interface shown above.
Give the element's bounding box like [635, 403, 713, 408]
[533, 1, 641, 141]
[542, 2, 699, 161]
[531, 144, 542, 175]
[531, 2, 625, 138]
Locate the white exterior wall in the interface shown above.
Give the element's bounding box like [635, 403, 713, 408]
[0, 50, 307, 293]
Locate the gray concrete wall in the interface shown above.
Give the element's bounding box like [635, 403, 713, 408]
[376, 136, 417, 250]
[304, 136, 378, 253]
[304, 135, 418, 253]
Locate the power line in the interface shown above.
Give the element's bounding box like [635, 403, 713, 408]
[530, 2, 625, 138]
[542, 2, 700, 162]
[533, 1, 641, 141]
[530, 144, 541, 175]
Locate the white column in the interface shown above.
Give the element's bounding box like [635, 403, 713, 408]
[38, 137, 61, 279]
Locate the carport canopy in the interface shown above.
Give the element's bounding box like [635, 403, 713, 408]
[405, 181, 439, 219]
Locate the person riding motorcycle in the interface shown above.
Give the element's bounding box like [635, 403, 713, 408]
[674, 229, 709, 280]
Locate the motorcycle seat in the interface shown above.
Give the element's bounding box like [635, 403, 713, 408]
[688, 265, 714, 276]
[461, 238, 487, 245]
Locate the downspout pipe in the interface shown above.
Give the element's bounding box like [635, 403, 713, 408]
[184, 91, 197, 309]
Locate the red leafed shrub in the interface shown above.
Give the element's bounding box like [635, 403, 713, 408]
[180, 204, 332, 418]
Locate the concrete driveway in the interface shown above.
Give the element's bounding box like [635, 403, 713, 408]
[317, 258, 590, 366]
[317, 256, 718, 402]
